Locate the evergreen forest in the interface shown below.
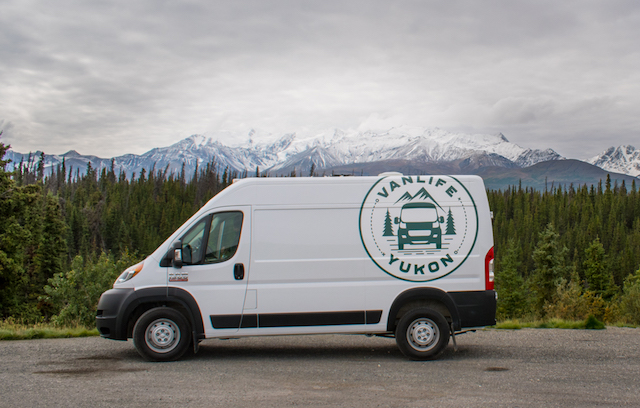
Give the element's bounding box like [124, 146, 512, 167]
[1, 134, 639, 327]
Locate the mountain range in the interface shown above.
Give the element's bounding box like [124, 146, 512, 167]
[5, 126, 639, 191]
[586, 146, 640, 178]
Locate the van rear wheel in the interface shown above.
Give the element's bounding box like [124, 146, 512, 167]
[133, 307, 191, 362]
[395, 308, 450, 360]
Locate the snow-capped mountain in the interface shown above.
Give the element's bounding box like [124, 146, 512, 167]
[587, 146, 640, 178]
[260, 127, 564, 173]
[6, 127, 564, 178]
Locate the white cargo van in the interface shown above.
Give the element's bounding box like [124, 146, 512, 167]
[96, 174, 496, 361]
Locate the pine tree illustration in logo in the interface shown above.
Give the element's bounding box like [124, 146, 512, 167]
[383, 209, 394, 236]
[446, 208, 456, 235]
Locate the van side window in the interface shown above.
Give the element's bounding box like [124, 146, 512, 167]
[181, 217, 209, 265]
[205, 211, 243, 264]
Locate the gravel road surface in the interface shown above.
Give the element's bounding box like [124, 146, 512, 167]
[1, 328, 639, 407]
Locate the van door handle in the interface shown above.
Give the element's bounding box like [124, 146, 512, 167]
[234, 263, 245, 280]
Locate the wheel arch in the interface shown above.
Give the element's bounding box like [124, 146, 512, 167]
[121, 287, 205, 341]
[387, 287, 461, 332]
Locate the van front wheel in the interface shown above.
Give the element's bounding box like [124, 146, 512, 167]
[133, 307, 192, 362]
[395, 308, 450, 360]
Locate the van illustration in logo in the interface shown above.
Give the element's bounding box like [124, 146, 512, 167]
[395, 202, 445, 250]
[359, 175, 478, 282]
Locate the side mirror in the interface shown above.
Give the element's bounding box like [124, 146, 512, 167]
[439, 216, 445, 223]
[394, 217, 400, 224]
[172, 241, 183, 269]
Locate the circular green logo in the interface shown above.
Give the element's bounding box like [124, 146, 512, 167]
[359, 175, 478, 282]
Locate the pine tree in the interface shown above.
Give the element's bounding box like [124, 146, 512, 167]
[495, 239, 528, 319]
[0, 133, 48, 320]
[583, 237, 615, 299]
[0, 132, 23, 317]
[445, 208, 455, 235]
[383, 209, 394, 236]
[36, 152, 45, 182]
[531, 223, 568, 315]
[222, 166, 229, 187]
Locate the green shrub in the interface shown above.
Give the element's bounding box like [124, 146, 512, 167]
[544, 268, 616, 322]
[620, 268, 640, 325]
[584, 315, 605, 330]
[42, 250, 141, 327]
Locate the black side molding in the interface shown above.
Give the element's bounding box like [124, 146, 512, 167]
[211, 310, 383, 329]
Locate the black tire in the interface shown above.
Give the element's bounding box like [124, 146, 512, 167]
[133, 307, 192, 362]
[395, 307, 450, 360]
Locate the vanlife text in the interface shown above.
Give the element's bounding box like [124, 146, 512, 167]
[376, 176, 458, 199]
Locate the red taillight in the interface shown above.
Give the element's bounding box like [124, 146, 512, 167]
[485, 247, 494, 290]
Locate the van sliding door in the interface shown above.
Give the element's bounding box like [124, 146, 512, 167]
[247, 206, 367, 333]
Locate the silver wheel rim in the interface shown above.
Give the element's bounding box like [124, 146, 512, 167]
[406, 317, 439, 352]
[145, 318, 180, 354]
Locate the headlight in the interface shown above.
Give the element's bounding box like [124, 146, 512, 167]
[116, 261, 144, 284]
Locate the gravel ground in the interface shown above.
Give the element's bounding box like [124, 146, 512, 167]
[1, 327, 639, 407]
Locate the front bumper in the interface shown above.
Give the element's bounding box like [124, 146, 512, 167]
[96, 288, 135, 340]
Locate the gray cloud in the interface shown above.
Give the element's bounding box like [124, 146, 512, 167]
[1, 0, 639, 159]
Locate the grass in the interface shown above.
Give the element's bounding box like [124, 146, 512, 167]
[0, 319, 99, 340]
[1, 315, 630, 340]
[494, 315, 608, 330]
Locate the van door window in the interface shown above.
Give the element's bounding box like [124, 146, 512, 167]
[205, 211, 243, 264]
[181, 217, 210, 265]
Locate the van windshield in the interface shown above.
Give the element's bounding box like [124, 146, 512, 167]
[401, 207, 438, 223]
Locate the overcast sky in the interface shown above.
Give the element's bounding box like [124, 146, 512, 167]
[1, 0, 639, 159]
